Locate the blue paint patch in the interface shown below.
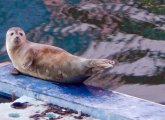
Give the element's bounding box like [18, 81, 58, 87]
[8, 113, 20, 118]
[46, 112, 60, 119]
[0, 64, 165, 120]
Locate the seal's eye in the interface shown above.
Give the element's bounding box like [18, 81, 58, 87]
[19, 33, 23, 36]
[10, 33, 14, 36]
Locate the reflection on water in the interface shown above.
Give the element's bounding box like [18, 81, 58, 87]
[0, 0, 165, 104]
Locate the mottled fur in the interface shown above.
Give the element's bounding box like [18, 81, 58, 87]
[6, 27, 115, 83]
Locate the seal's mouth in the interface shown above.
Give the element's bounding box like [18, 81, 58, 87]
[14, 36, 20, 43]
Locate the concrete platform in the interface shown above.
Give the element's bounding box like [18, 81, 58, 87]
[0, 64, 165, 120]
[0, 96, 97, 120]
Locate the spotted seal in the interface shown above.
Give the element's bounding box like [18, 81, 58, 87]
[6, 27, 115, 83]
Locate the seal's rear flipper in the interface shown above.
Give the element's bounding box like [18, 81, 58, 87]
[85, 59, 115, 75]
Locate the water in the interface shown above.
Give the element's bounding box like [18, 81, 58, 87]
[0, 0, 165, 104]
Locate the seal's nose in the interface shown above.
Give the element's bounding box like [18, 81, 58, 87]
[15, 36, 20, 40]
[16, 36, 19, 39]
[14, 36, 20, 43]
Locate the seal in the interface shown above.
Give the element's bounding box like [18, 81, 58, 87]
[6, 27, 115, 83]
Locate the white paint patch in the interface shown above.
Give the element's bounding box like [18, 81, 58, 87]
[0, 96, 98, 120]
[0, 96, 48, 120]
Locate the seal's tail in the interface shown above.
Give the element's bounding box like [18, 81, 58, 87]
[84, 59, 115, 75]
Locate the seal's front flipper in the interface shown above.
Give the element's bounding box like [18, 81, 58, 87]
[22, 60, 33, 70]
[22, 49, 35, 70]
[10, 68, 20, 74]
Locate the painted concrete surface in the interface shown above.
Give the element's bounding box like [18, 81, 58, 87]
[0, 96, 48, 120]
[0, 64, 165, 120]
[0, 96, 97, 120]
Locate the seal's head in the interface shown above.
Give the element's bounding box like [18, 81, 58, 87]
[6, 27, 26, 49]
